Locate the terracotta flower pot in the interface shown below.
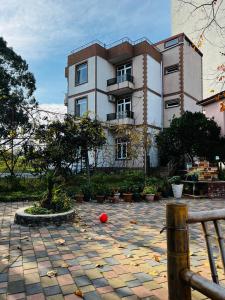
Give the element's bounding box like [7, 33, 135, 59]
[75, 194, 84, 203]
[145, 194, 155, 201]
[96, 195, 105, 203]
[123, 193, 133, 202]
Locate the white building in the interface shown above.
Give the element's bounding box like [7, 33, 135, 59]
[65, 35, 202, 171]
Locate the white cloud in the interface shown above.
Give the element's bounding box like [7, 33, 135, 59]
[0, 0, 169, 60]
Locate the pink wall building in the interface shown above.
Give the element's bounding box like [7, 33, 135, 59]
[198, 91, 225, 136]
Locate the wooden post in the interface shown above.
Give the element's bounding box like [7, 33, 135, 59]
[167, 203, 192, 300]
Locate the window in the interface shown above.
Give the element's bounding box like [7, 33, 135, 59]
[116, 138, 129, 160]
[75, 97, 87, 117]
[164, 64, 179, 75]
[164, 38, 179, 48]
[75, 62, 87, 85]
[117, 97, 131, 118]
[165, 99, 180, 109]
[116, 62, 132, 83]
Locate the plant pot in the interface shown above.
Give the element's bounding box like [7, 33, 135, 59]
[145, 194, 155, 201]
[75, 194, 84, 203]
[123, 193, 133, 202]
[172, 184, 184, 199]
[96, 195, 105, 203]
[132, 192, 141, 202]
[113, 193, 120, 202]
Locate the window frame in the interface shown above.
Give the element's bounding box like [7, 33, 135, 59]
[165, 99, 180, 109]
[164, 37, 179, 49]
[164, 64, 179, 75]
[115, 138, 130, 160]
[75, 96, 88, 117]
[75, 61, 88, 86]
[116, 96, 132, 118]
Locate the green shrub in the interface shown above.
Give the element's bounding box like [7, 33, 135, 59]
[25, 204, 53, 215]
[51, 187, 72, 212]
[168, 176, 181, 185]
[143, 185, 157, 194]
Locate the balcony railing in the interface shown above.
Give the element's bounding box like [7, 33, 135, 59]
[107, 74, 134, 86]
[107, 111, 134, 121]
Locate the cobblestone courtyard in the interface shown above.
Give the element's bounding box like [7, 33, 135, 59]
[0, 199, 225, 300]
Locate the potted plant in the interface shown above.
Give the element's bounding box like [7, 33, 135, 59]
[112, 188, 120, 203]
[131, 185, 142, 202]
[94, 184, 106, 203]
[120, 183, 133, 202]
[168, 176, 183, 199]
[161, 178, 171, 198]
[75, 192, 84, 203]
[143, 185, 157, 201]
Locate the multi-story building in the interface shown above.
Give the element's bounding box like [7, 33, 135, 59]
[64, 34, 202, 170]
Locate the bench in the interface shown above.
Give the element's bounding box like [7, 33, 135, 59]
[167, 203, 225, 300]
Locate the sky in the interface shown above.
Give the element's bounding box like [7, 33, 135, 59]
[0, 0, 171, 109]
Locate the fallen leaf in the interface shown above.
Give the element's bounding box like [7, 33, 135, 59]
[127, 254, 134, 258]
[56, 239, 65, 245]
[74, 289, 83, 298]
[47, 270, 57, 277]
[217, 264, 223, 269]
[130, 220, 137, 224]
[20, 236, 29, 240]
[118, 244, 125, 249]
[95, 264, 104, 268]
[80, 229, 87, 233]
[61, 263, 69, 268]
[153, 255, 160, 262]
[149, 270, 158, 276]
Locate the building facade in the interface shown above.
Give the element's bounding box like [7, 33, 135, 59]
[172, 0, 225, 98]
[65, 34, 202, 170]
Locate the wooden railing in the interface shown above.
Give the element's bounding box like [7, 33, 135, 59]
[167, 203, 225, 300]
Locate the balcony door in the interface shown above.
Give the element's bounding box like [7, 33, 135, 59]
[116, 63, 132, 83]
[117, 97, 131, 118]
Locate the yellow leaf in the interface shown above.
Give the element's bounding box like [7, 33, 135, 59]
[56, 239, 65, 245]
[61, 263, 69, 268]
[74, 289, 83, 298]
[153, 255, 160, 262]
[47, 270, 57, 277]
[130, 220, 137, 224]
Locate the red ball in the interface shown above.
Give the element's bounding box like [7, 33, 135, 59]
[99, 213, 108, 223]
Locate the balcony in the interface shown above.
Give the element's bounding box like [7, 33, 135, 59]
[106, 111, 134, 125]
[107, 74, 134, 96]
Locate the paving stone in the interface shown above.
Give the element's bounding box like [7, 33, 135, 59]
[26, 282, 43, 295]
[74, 276, 91, 287]
[44, 285, 61, 296]
[83, 291, 102, 300]
[92, 277, 109, 288]
[61, 284, 77, 295]
[8, 280, 25, 294]
[46, 294, 64, 300]
[115, 287, 134, 297]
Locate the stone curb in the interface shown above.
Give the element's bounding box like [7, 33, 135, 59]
[14, 206, 76, 226]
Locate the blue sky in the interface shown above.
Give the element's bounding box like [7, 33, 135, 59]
[0, 0, 171, 107]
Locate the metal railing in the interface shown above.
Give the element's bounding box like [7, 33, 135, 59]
[167, 203, 225, 300]
[107, 111, 134, 121]
[107, 74, 134, 86]
[70, 36, 160, 55]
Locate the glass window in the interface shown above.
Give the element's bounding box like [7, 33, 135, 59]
[164, 64, 179, 75]
[117, 97, 131, 118]
[116, 138, 129, 159]
[116, 63, 132, 83]
[75, 97, 87, 117]
[75, 62, 87, 85]
[165, 99, 180, 109]
[164, 38, 179, 48]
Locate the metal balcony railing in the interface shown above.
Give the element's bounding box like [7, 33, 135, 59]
[107, 111, 134, 121]
[107, 74, 134, 86]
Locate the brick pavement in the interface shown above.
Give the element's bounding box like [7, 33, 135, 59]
[0, 199, 225, 299]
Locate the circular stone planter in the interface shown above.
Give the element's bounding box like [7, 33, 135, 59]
[14, 206, 76, 226]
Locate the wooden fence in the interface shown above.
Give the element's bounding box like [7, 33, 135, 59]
[167, 203, 225, 300]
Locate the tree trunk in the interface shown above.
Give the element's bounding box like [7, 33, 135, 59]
[84, 147, 90, 185]
[41, 175, 54, 209]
